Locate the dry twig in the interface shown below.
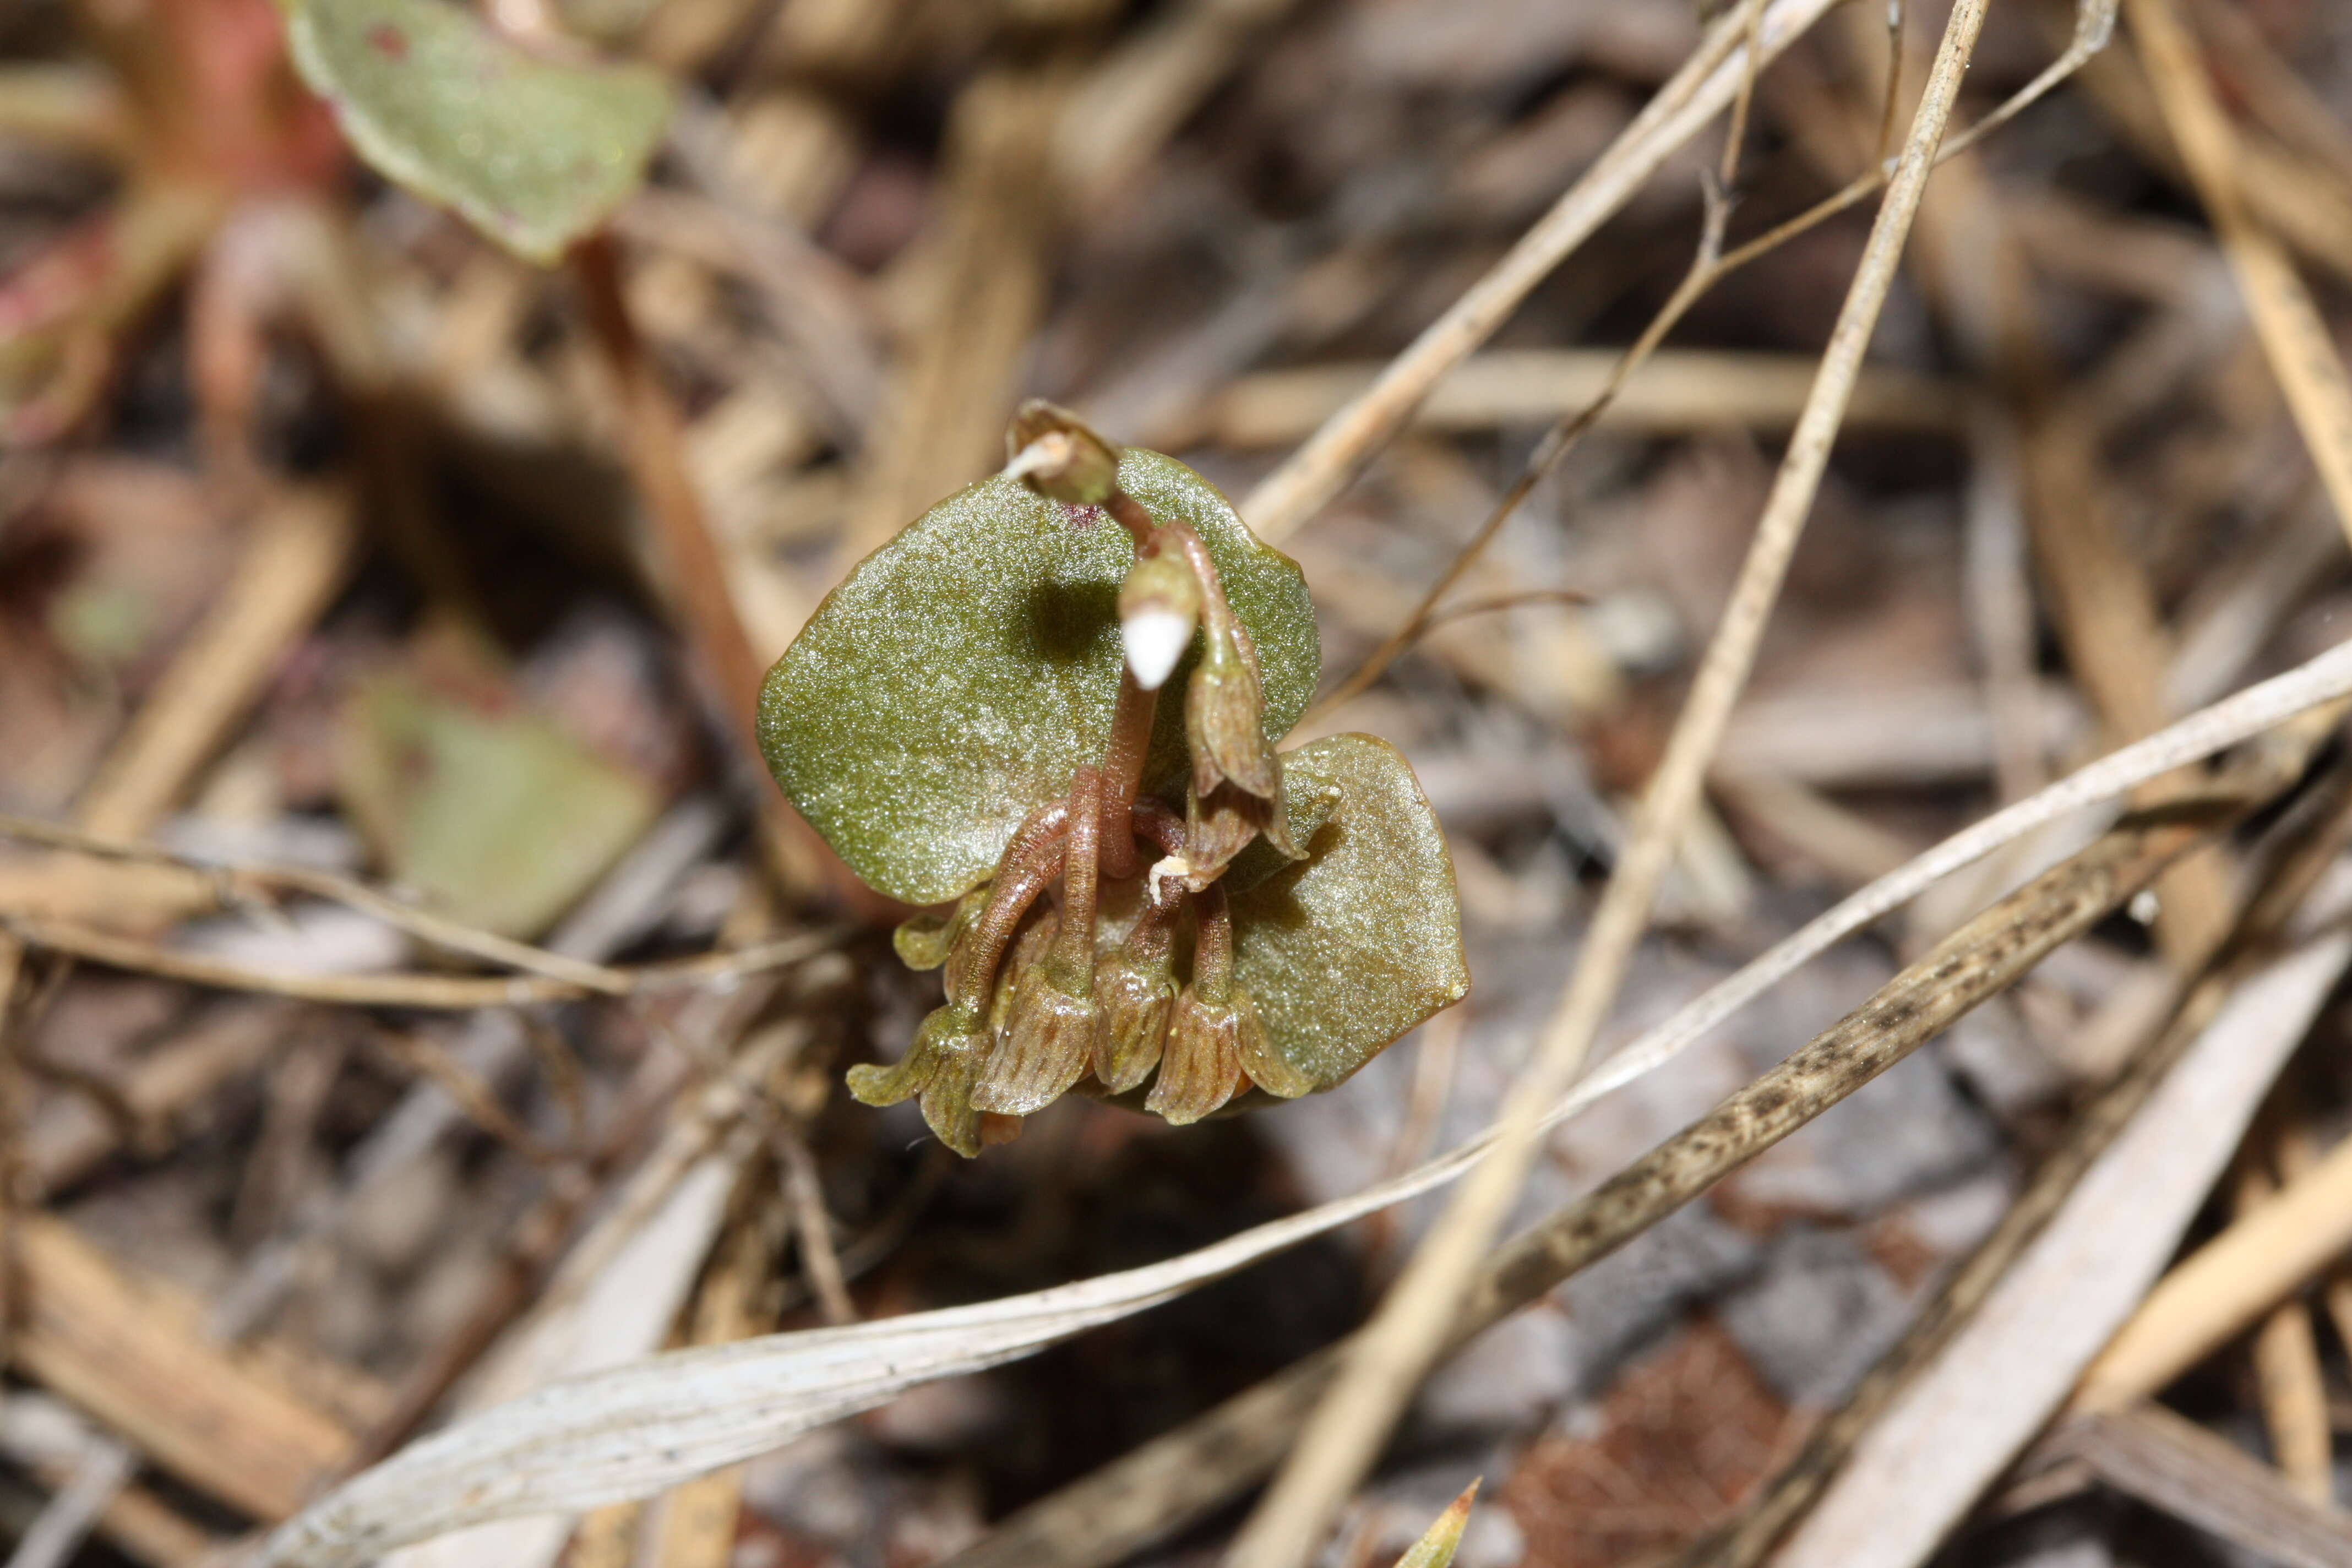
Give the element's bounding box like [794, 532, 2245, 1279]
[1678, 726, 2352, 1568]
[0, 813, 633, 996]
[1231, 8, 1994, 1556]
[0, 915, 836, 1010]
[2026, 1407, 2352, 1568]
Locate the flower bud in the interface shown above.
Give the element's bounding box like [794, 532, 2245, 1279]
[893, 883, 990, 971]
[1146, 987, 1258, 1125]
[1233, 993, 1313, 1098]
[846, 1001, 990, 1157]
[1118, 549, 1201, 692]
[1185, 782, 1295, 884]
[1180, 625, 1294, 879]
[1091, 911, 1178, 1093]
[974, 962, 1098, 1115]
[984, 906, 1059, 1036]
[1184, 630, 1278, 802]
[1003, 400, 1120, 507]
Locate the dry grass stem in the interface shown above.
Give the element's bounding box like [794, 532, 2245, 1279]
[1194, 350, 1961, 448]
[1232, 8, 1992, 1554]
[943, 760, 2278, 1568]
[368, 1028, 564, 1168]
[2076, 1110, 2352, 1411]
[1679, 736, 2352, 1567]
[2239, 1148, 2335, 1505]
[775, 1129, 856, 1327]
[0, 915, 836, 1009]
[2028, 1407, 2352, 1568]
[2127, 0, 2352, 538]
[1238, 0, 1842, 542]
[0, 813, 634, 996]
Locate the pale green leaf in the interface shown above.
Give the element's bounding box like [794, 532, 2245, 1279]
[339, 671, 661, 938]
[759, 450, 1319, 905]
[283, 0, 671, 263]
[1230, 733, 1469, 1090]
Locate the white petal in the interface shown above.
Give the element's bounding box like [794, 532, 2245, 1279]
[1123, 609, 1191, 690]
[1001, 435, 1065, 482]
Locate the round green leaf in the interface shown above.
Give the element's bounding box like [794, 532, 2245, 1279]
[284, 0, 672, 265]
[1230, 733, 1468, 1089]
[760, 451, 1317, 905]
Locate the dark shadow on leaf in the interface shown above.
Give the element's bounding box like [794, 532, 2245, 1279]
[1015, 578, 1118, 666]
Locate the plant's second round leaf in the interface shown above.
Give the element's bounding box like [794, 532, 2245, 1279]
[760, 450, 1318, 905]
[1230, 733, 1468, 1090]
[338, 671, 661, 939]
[283, 0, 671, 264]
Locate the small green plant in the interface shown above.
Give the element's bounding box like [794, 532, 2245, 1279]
[279, 0, 671, 264]
[760, 404, 1468, 1155]
[3, 0, 670, 446]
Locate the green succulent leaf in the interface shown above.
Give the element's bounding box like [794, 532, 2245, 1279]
[759, 451, 1319, 905]
[282, 0, 672, 264]
[1229, 733, 1468, 1091]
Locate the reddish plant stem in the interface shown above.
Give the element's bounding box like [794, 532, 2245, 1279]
[949, 803, 1069, 1010]
[1050, 768, 1103, 986]
[1130, 799, 1186, 858]
[1107, 491, 1244, 655]
[1100, 674, 1157, 880]
[1104, 491, 1157, 549]
[573, 237, 856, 899]
[1166, 525, 1241, 649]
[572, 236, 764, 741]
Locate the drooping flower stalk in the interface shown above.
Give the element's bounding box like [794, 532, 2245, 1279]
[974, 767, 1105, 1115]
[848, 797, 1069, 1155]
[942, 799, 1069, 1010]
[1092, 831, 1183, 1096]
[1098, 671, 1156, 881]
[1147, 881, 1252, 1124]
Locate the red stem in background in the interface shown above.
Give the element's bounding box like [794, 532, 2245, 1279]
[573, 233, 845, 899]
[572, 235, 765, 743]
